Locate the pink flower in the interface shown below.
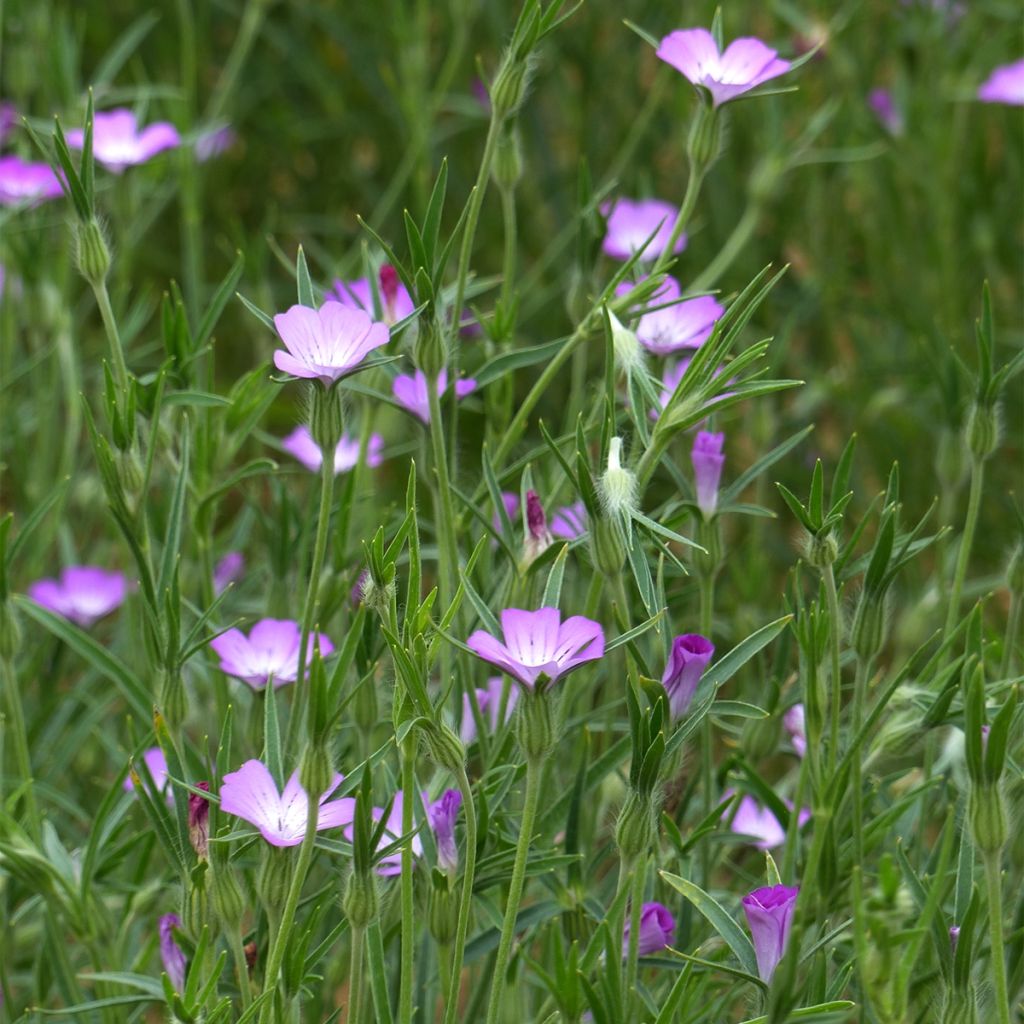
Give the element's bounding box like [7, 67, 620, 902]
[623, 902, 675, 957]
[601, 198, 686, 262]
[28, 566, 127, 627]
[729, 793, 810, 850]
[124, 747, 171, 804]
[691, 431, 725, 519]
[783, 704, 806, 757]
[427, 789, 462, 873]
[219, 759, 354, 847]
[661, 634, 715, 719]
[209, 618, 334, 689]
[281, 425, 384, 474]
[742, 884, 799, 981]
[460, 677, 519, 744]
[550, 501, 587, 541]
[332, 264, 415, 326]
[67, 109, 179, 173]
[656, 29, 791, 107]
[346, 791, 424, 876]
[392, 369, 476, 424]
[616, 277, 723, 355]
[977, 58, 1024, 106]
[159, 914, 187, 990]
[213, 552, 244, 595]
[0, 155, 63, 206]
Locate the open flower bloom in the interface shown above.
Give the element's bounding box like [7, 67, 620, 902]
[273, 301, 389, 385]
[729, 793, 810, 850]
[124, 747, 171, 803]
[662, 634, 715, 719]
[392, 369, 476, 424]
[656, 29, 791, 107]
[617, 277, 724, 355]
[0, 155, 63, 206]
[220, 759, 354, 847]
[742, 884, 799, 981]
[159, 914, 187, 990]
[467, 607, 605, 691]
[28, 566, 127, 626]
[692, 431, 725, 519]
[427, 789, 462, 873]
[210, 618, 334, 689]
[977, 58, 1024, 105]
[783, 704, 806, 757]
[213, 551, 244, 594]
[601, 198, 685, 261]
[281, 425, 384, 474]
[67, 109, 179, 172]
[550, 501, 588, 540]
[623, 902, 676, 957]
[332, 264, 415, 326]
[460, 676, 520, 744]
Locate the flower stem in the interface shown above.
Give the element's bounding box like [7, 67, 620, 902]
[499, 186, 517, 315]
[822, 565, 843, 778]
[228, 926, 252, 1011]
[1001, 590, 1021, 678]
[0, 655, 40, 841]
[484, 758, 543, 1024]
[349, 926, 366, 1024]
[650, 162, 706, 279]
[427, 377, 459, 613]
[699, 573, 715, 887]
[623, 854, 647, 1018]
[983, 850, 1011, 1024]
[398, 742, 416, 1024]
[442, 765, 479, 1024]
[90, 278, 130, 392]
[943, 456, 985, 643]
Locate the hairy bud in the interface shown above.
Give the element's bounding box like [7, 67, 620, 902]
[343, 868, 379, 930]
[599, 439, 638, 522]
[965, 402, 999, 462]
[75, 217, 112, 286]
[516, 687, 556, 762]
[615, 790, 657, 862]
[309, 382, 344, 451]
[969, 783, 1007, 855]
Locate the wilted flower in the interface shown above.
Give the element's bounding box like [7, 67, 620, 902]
[657, 29, 792, 107]
[273, 301, 389, 386]
[392, 368, 476, 424]
[195, 124, 237, 161]
[977, 58, 1024, 105]
[189, 781, 210, 859]
[661, 633, 715, 719]
[783, 704, 806, 757]
[551, 501, 587, 540]
[623, 902, 675, 957]
[729, 793, 810, 850]
[67, 109, 179, 172]
[691, 431, 725, 519]
[0, 155, 63, 206]
[213, 552, 244, 595]
[159, 914, 187, 991]
[868, 88, 904, 136]
[460, 677, 519, 744]
[220, 759, 354, 847]
[333, 264, 415, 326]
[617, 277, 723, 355]
[742, 884, 799, 981]
[601, 197, 686, 262]
[467, 607, 604, 691]
[281, 425, 384, 474]
[427, 789, 462, 873]
[124, 747, 171, 804]
[28, 566, 127, 627]
[210, 618, 334, 689]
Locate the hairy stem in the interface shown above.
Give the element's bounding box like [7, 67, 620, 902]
[91, 278, 130, 391]
[1, 656, 40, 841]
[823, 565, 843, 778]
[943, 457, 984, 643]
[349, 927, 366, 1024]
[983, 850, 1011, 1024]
[398, 743, 416, 1024]
[442, 765, 479, 1024]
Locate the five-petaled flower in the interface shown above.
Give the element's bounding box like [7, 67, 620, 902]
[28, 566, 127, 627]
[623, 902, 676, 958]
[602, 198, 686, 261]
[281, 425, 384, 475]
[67, 109, 180, 173]
[392, 369, 476, 424]
[210, 618, 334, 689]
[742, 884, 800, 982]
[617, 277, 723, 355]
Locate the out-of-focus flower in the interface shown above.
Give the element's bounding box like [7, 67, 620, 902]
[159, 914, 187, 991]
[949, 925, 961, 952]
[349, 791, 424, 876]
[210, 619, 334, 689]
[551, 501, 587, 540]
[460, 677, 519, 744]
[28, 566, 127, 627]
[742, 884, 799, 982]
[392, 369, 476, 424]
[195, 124, 237, 161]
[332, 264, 415, 326]
[0, 103, 17, 144]
[189, 781, 210, 859]
[493, 491, 520, 534]
[868, 89, 904, 136]
[657, 29, 791, 107]
[601, 198, 685, 262]
[213, 552, 244, 595]
[281, 425, 384, 475]
[661, 633, 715, 719]
[652, 357, 735, 421]
[783, 704, 806, 757]
[978, 59, 1024, 106]
[617, 277, 724, 355]
[427, 789, 462, 873]
[124, 747, 171, 804]
[273, 301, 389, 386]
[729, 793, 810, 850]
[220, 759, 354, 847]
[467, 607, 604, 691]
[691, 431, 725, 519]
[67, 109, 179, 172]
[622, 902, 676, 957]
[0, 155, 63, 206]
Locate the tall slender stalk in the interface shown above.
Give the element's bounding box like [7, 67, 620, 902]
[983, 851, 1011, 1024]
[823, 566, 843, 777]
[349, 927, 366, 1024]
[944, 457, 984, 642]
[1001, 590, 1021, 678]
[398, 744, 416, 1024]
[650, 164, 706, 279]
[90, 279, 130, 391]
[1, 656, 40, 841]
[623, 854, 648, 1018]
[442, 764, 479, 1024]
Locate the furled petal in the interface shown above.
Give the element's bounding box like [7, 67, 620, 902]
[159, 914, 187, 991]
[623, 902, 676, 957]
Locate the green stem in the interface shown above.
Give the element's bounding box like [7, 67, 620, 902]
[943, 457, 985, 643]
[0, 656, 40, 842]
[484, 758, 543, 1024]
[689, 203, 761, 293]
[349, 927, 366, 1024]
[983, 850, 1011, 1024]
[650, 162, 707, 279]
[91, 278, 130, 391]
[228, 925, 252, 1011]
[499, 185, 517, 315]
[398, 744, 416, 1024]
[442, 765, 479, 1024]
[427, 377, 459, 612]
[624, 855, 647, 1018]
[1001, 590, 1021, 678]
[823, 566, 843, 779]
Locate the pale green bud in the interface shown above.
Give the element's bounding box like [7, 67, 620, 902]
[75, 218, 111, 286]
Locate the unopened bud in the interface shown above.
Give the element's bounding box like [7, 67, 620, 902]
[423, 722, 466, 775]
[805, 531, 838, 570]
[490, 58, 529, 119]
[599, 438, 637, 522]
[590, 514, 627, 578]
[343, 868, 379, 929]
[428, 883, 460, 946]
[413, 319, 447, 379]
[212, 857, 246, 930]
[686, 103, 723, 170]
[189, 782, 210, 860]
[378, 264, 402, 324]
[258, 846, 293, 911]
[184, 861, 210, 936]
[969, 783, 1007, 854]
[615, 790, 656, 862]
[609, 311, 645, 376]
[298, 746, 334, 802]
[75, 218, 111, 285]
[965, 403, 999, 462]
[521, 490, 552, 568]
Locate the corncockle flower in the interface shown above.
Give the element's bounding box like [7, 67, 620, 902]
[213, 552, 244, 594]
[977, 59, 1024, 105]
[392, 369, 476, 424]
[0, 155, 63, 206]
[601, 198, 686, 261]
[662, 634, 715, 719]
[28, 566, 127, 627]
[742, 884, 799, 982]
[219, 759, 354, 847]
[494, 491, 520, 534]
[656, 29, 792, 108]
[159, 914, 187, 990]
[691, 431, 725, 519]
[622, 902, 675, 957]
[281, 425, 384, 474]
[210, 618, 334, 689]
[729, 793, 811, 850]
[460, 677, 519, 743]
[333, 264, 415, 326]
[189, 781, 210, 859]
[195, 124, 237, 161]
[67, 109, 179, 172]
[617, 277, 724, 355]
[783, 704, 806, 757]
[524, 490, 553, 563]
[551, 501, 587, 540]
[427, 789, 462, 873]
[124, 747, 171, 803]
[273, 301, 389, 386]
[467, 607, 605, 691]
[868, 88, 904, 136]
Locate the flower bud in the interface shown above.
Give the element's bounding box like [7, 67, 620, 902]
[521, 490, 553, 568]
[117, 448, 145, 503]
[686, 103, 723, 169]
[599, 438, 638, 521]
[423, 722, 466, 776]
[615, 790, 657, 861]
[969, 783, 1007, 854]
[309, 382, 344, 451]
[343, 868, 379, 930]
[805, 531, 838, 570]
[590, 514, 627, 578]
[188, 782, 210, 860]
[362, 575, 396, 621]
[965, 402, 999, 462]
[75, 217, 112, 285]
[492, 122, 523, 192]
[184, 861, 210, 936]
[298, 746, 334, 803]
[490, 58, 529, 119]
[428, 883, 460, 946]
[212, 856, 246, 931]
[609, 310, 645, 376]
[258, 845, 293, 912]
[0, 599, 22, 659]
[516, 687, 556, 761]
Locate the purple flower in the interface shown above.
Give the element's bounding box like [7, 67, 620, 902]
[332, 264, 415, 326]
[493, 491, 520, 534]
[868, 88, 904, 136]
[0, 103, 17, 144]
[783, 704, 806, 757]
[729, 793, 810, 850]
[195, 124, 237, 161]
[209, 618, 334, 689]
[189, 781, 210, 859]
[0, 155, 63, 206]
[281, 425, 384, 474]
[691, 431, 725, 519]
[348, 791, 424, 876]
[159, 914, 187, 991]
[67, 109, 179, 173]
[123, 747, 171, 803]
[272, 301, 389, 386]
[601, 198, 686, 262]
[616, 277, 724, 355]
[978, 59, 1024, 105]
[392, 369, 476, 424]
[467, 607, 605, 691]
[661, 634, 715, 719]
[742, 884, 799, 982]
[460, 677, 519, 744]
[219, 759, 354, 847]
[28, 566, 127, 627]
[427, 789, 462, 873]
[949, 925, 961, 952]
[550, 501, 587, 540]
[213, 552, 244, 595]
[657, 29, 791, 108]
[652, 357, 735, 420]
[623, 902, 675, 958]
